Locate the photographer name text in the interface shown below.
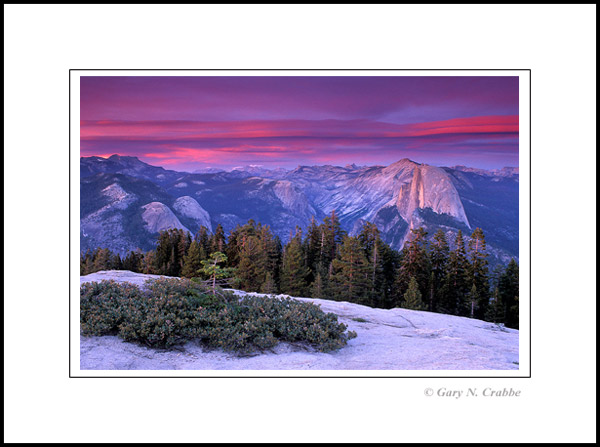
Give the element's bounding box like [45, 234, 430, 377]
[424, 387, 521, 398]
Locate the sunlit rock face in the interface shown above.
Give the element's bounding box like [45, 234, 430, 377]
[395, 164, 470, 229]
[272, 180, 316, 220]
[80, 156, 519, 263]
[141, 202, 190, 235]
[173, 196, 212, 232]
[286, 158, 471, 248]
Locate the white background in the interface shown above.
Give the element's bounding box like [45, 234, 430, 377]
[4, 4, 596, 443]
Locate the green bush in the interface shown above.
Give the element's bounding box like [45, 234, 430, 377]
[80, 280, 142, 335]
[80, 279, 357, 353]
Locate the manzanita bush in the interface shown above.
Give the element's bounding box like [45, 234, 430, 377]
[80, 278, 357, 354]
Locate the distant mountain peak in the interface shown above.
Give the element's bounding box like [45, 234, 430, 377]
[397, 157, 418, 164]
[108, 154, 144, 163]
[385, 158, 419, 169]
[449, 165, 519, 178]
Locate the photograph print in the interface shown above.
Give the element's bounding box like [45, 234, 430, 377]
[74, 71, 528, 376]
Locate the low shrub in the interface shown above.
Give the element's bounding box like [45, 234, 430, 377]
[80, 280, 142, 336]
[80, 279, 357, 354]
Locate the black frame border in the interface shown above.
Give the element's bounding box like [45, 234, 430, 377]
[69, 68, 532, 379]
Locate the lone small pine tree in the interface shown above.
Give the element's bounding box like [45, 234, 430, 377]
[200, 252, 233, 296]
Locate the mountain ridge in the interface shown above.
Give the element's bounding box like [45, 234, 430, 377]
[80, 155, 519, 264]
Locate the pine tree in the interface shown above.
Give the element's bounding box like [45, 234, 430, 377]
[154, 229, 190, 276]
[166, 246, 177, 277]
[403, 276, 425, 310]
[256, 224, 280, 288]
[123, 250, 143, 272]
[280, 230, 310, 297]
[468, 228, 490, 320]
[154, 230, 171, 274]
[235, 235, 263, 292]
[225, 220, 280, 292]
[485, 287, 505, 324]
[429, 229, 450, 312]
[80, 250, 93, 275]
[377, 239, 400, 309]
[304, 216, 321, 284]
[358, 221, 379, 256]
[395, 227, 431, 306]
[225, 224, 243, 267]
[92, 248, 112, 272]
[429, 271, 435, 312]
[200, 252, 234, 296]
[226, 221, 257, 268]
[358, 221, 386, 307]
[110, 252, 123, 270]
[321, 209, 346, 269]
[330, 236, 371, 303]
[210, 223, 226, 254]
[499, 259, 519, 329]
[439, 230, 470, 316]
[469, 283, 478, 318]
[310, 272, 324, 298]
[80, 252, 86, 276]
[141, 250, 157, 274]
[272, 235, 283, 287]
[195, 226, 211, 255]
[177, 231, 192, 273]
[260, 272, 277, 294]
[181, 240, 206, 278]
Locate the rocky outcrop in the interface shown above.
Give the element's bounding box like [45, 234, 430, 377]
[79, 270, 519, 371]
[80, 183, 140, 254]
[272, 180, 316, 220]
[172, 196, 212, 231]
[141, 202, 190, 235]
[395, 164, 470, 229]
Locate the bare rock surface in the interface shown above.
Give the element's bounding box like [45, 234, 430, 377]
[79, 271, 519, 371]
[172, 196, 212, 231]
[141, 202, 190, 234]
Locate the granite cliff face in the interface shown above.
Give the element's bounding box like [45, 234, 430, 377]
[271, 179, 316, 221]
[283, 158, 473, 248]
[80, 156, 518, 262]
[395, 164, 470, 229]
[141, 202, 190, 234]
[80, 182, 139, 254]
[172, 196, 212, 232]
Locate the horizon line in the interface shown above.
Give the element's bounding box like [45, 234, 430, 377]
[80, 153, 519, 173]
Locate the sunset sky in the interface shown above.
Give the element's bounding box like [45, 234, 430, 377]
[80, 76, 519, 172]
